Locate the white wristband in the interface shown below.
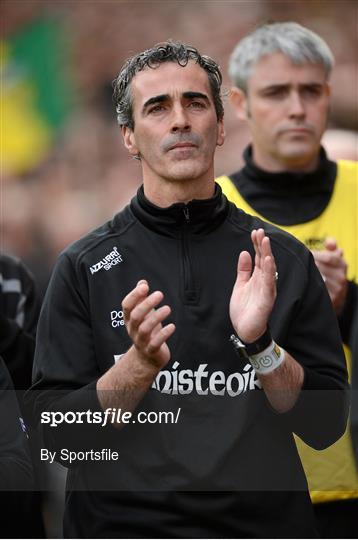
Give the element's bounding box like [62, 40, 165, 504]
[249, 341, 285, 375]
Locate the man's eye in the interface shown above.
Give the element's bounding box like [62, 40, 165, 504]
[148, 105, 165, 114]
[189, 101, 205, 109]
[302, 87, 322, 99]
[265, 88, 287, 98]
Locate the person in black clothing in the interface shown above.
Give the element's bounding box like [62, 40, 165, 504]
[0, 254, 45, 538]
[217, 22, 358, 537]
[0, 356, 34, 538]
[0, 253, 40, 395]
[28, 41, 348, 538]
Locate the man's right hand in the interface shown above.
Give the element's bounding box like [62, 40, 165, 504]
[122, 280, 175, 369]
[97, 280, 175, 416]
[312, 238, 348, 315]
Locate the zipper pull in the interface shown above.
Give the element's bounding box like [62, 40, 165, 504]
[183, 206, 190, 223]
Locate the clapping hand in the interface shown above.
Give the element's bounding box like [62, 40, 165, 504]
[312, 238, 348, 315]
[122, 280, 175, 369]
[230, 229, 277, 343]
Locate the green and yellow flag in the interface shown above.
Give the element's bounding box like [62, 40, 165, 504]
[1, 17, 73, 175]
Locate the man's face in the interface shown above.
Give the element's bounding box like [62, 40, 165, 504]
[122, 61, 225, 185]
[231, 53, 330, 171]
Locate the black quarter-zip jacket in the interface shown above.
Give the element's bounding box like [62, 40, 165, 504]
[28, 185, 348, 538]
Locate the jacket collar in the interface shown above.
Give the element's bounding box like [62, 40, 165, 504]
[130, 183, 229, 236]
[241, 145, 335, 197]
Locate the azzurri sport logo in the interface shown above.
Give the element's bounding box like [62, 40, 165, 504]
[89, 247, 123, 275]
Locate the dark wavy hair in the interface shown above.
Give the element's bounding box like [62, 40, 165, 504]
[113, 40, 224, 129]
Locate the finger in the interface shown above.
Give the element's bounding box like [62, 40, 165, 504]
[313, 251, 346, 267]
[314, 261, 344, 286]
[250, 230, 257, 265]
[147, 323, 176, 354]
[324, 237, 337, 251]
[122, 280, 149, 319]
[256, 228, 265, 246]
[152, 320, 163, 336]
[263, 255, 277, 290]
[313, 250, 344, 263]
[137, 305, 171, 344]
[262, 237, 277, 286]
[261, 234, 274, 260]
[251, 229, 261, 268]
[129, 291, 164, 331]
[257, 229, 268, 265]
[314, 259, 346, 278]
[236, 251, 252, 284]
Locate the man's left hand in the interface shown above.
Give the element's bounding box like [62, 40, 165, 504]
[230, 228, 277, 343]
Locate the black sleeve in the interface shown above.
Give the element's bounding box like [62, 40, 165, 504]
[278, 251, 349, 450]
[0, 357, 34, 490]
[16, 259, 40, 337]
[0, 314, 36, 391]
[25, 253, 111, 456]
[338, 279, 358, 345]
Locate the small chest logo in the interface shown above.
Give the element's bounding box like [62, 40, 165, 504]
[304, 237, 325, 250]
[111, 310, 125, 328]
[90, 247, 123, 275]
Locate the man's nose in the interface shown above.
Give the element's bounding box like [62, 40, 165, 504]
[171, 105, 191, 132]
[288, 91, 305, 118]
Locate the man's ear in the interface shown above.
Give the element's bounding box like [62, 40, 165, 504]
[230, 87, 249, 121]
[121, 126, 139, 157]
[216, 119, 226, 147]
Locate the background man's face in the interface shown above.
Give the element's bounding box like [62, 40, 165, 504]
[122, 61, 225, 185]
[232, 52, 330, 170]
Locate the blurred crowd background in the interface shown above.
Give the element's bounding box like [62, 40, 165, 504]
[1, 0, 357, 299]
